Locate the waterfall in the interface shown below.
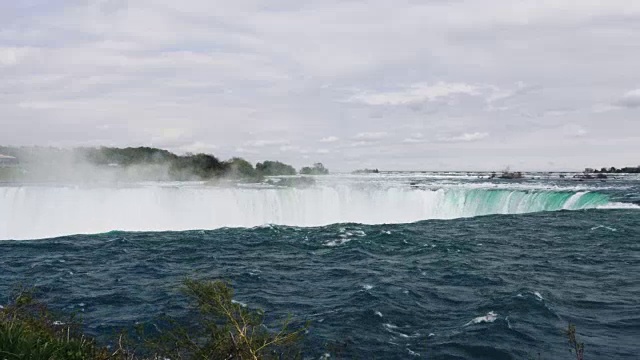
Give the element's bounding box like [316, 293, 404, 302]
[0, 185, 613, 240]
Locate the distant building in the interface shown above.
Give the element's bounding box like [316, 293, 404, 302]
[0, 154, 18, 167]
[584, 168, 595, 173]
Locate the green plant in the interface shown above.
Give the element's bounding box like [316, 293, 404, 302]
[1, 280, 307, 360]
[566, 323, 584, 360]
[0, 289, 118, 360]
[300, 163, 329, 175]
[144, 279, 306, 359]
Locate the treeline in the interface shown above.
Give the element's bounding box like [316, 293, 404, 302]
[300, 163, 329, 175]
[0, 146, 329, 181]
[80, 147, 303, 180]
[586, 166, 640, 174]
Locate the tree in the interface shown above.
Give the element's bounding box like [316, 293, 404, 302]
[169, 153, 226, 179]
[300, 163, 329, 175]
[224, 157, 258, 179]
[147, 280, 306, 359]
[256, 161, 296, 176]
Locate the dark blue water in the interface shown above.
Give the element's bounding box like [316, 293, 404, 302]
[1, 208, 638, 359]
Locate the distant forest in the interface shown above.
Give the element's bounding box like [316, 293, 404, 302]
[587, 166, 640, 174]
[0, 146, 328, 181]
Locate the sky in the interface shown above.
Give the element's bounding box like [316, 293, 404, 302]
[1, 0, 639, 171]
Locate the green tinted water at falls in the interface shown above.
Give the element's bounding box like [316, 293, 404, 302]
[456, 189, 609, 216]
[0, 186, 616, 240]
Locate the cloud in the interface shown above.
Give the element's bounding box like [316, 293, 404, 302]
[1, 1, 640, 171]
[348, 82, 480, 106]
[319, 136, 339, 143]
[353, 132, 388, 140]
[244, 139, 290, 147]
[349, 141, 371, 147]
[574, 128, 588, 137]
[174, 141, 219, 154]
[441, 132, 489, 142]
[615, 89, 640, 108]
[235, 147, 259, 154]
[403, 133, 425, 143]
[562, 124, 588, 138]
[279, 145, 300, 152]
[484, 82, 542, 112]
[543, 108, 578, 117]
[0, 47, 32, 66]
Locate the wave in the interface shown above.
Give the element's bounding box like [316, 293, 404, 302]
[0, 185, 629, 240]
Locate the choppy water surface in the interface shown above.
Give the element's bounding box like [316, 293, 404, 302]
[1, 172, 639, 359]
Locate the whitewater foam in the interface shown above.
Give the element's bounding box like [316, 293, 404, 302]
[383, 323, 420, 339]
[406, 348, 420, 357]
[464, 311, 498, 326]
[323, 238, 352, 247]
[590, 225, 618, 232]
[0, 184, 620, 240]
[597, 202, 640, 209]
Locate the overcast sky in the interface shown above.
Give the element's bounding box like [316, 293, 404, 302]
[1, 0, 639, 171]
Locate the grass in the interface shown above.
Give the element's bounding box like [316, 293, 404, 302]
[0, 290, 112, 359]
[0, 280, 307, 360]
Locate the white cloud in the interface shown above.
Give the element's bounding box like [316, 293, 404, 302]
[1, 1, 640, 170]
[174, 141, 219, 154]
[349, 141, 372, 148]
[319, 136, 340, 143]
[402, 132, 425, 143]
[348, 82, 480, 106]
[441, 132, 489, 142]
[574, 128, 588, 137]
[0, 49, 18, 66]
[615, 89, 640, 108]
[353, 132, 388, 140]
[279, 145, 300, 152]
[562, 124, 588, 138]
[543, 109, 578, 117]
[0, 47, 31, 66]
[244, 139, 290, 147]
[235, 147, 259, 154]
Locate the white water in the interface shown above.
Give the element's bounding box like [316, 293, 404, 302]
[0, 184, 615, 240]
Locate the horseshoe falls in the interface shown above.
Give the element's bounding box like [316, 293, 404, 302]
[1, 173, 639, 359]
[0, 183, 614, 240]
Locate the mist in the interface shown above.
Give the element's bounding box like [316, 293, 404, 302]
[0, 146, 300, 185]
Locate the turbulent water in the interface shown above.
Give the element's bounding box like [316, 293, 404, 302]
[1, 172, 639, 359]
[0, 174, 628, 240]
